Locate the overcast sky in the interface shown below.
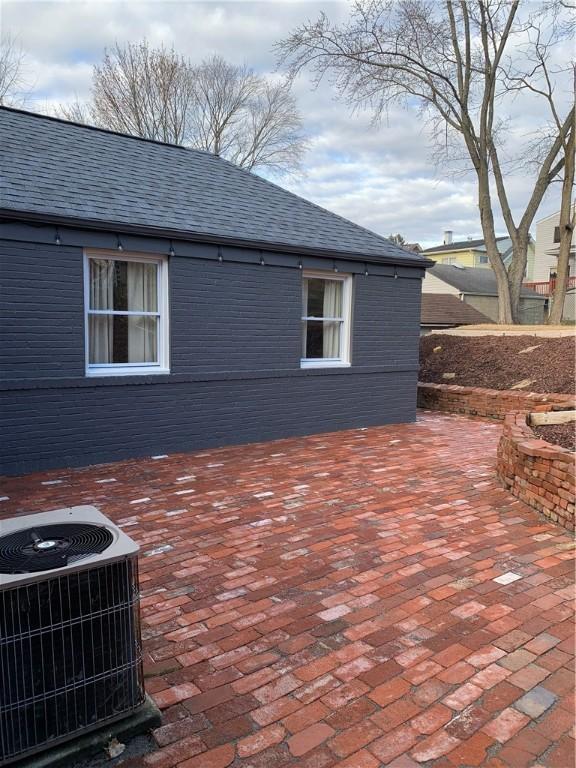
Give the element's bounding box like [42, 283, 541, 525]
[2, 0, 570, 248]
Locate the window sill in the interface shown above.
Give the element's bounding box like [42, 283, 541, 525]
[300, 361, 351, 369]
[86, 367, 171, 378]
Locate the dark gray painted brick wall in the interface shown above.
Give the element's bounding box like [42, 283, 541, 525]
[0, 236, 423, 475]
[2, 372, 417, 475]
[1, 240, 85, 380]
[171, 258, 302, 373]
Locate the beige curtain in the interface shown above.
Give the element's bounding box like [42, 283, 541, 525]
[89, 259, 158, 364]
[127, 262, 157, 363]
[89, 259, 114, 363]
[323, 280, 341, 358]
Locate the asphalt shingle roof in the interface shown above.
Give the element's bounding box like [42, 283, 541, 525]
[0, 108, 427, 265]
[429, 264, 546, 299]
[421, 294, 490, 326]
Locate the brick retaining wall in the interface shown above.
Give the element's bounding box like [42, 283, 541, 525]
[417, 382, 575, 420]
[418, 382, 575, 531]
[497, 413, 575, 532]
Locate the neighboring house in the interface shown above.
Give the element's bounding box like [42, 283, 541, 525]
[531, 205, 576, 283]
[563, 287, 576, 323]
[420, 294, 490, 334]
[524, 206, 576, 321]
[424, 231, 536, 280]
[422, 264, 547, 324]
[0, 107, 431, 475]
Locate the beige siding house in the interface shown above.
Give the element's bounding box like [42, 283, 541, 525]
[424, 231, 536, 280]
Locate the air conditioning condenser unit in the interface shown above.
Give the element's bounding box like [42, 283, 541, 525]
[0, 505, 145, 765]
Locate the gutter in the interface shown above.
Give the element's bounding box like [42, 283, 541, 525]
[461, 291, 547, 301]
[0, 209, 437, 269]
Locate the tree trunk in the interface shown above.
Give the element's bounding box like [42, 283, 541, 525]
[507, 233, 530, 324]
[477, 167, 514, 323]
[548, 122, 575, 324]
[494, 257, 514, 324]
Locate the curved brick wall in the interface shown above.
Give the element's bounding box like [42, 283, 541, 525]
[417, 382, 575, 420]
[497, 413, 575, 532]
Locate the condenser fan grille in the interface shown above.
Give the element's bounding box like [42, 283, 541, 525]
[0, 523, 113, 574]
[1, 558, 145, 764]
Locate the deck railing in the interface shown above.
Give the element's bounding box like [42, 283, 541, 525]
[523, 276, 576, 296]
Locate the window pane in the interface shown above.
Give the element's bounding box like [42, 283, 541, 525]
[89, 259, 115, 311]
[305, 278, 342, 318]
[89, 315, 158, 364]
[127, 261, 158, 311]
[89, 259, 157, 312]
[303, 320, 341, 359]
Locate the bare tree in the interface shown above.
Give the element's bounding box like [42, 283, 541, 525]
[499, 7, 575, 324]
[194, 66, 306, 174]
[548, 115, 575, 323]
[188, 55, 259, 157]
[388, 233, 406, 245]
[277, 0, 574, 323]
[59, 99, 98, 125]
[88, 42, 195, 144]
[61, 43, 306, 175]
[0, 34, 28, 106]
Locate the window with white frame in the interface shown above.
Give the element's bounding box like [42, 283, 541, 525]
[85, 251, 169, 375]
[301, 271, 352, 367]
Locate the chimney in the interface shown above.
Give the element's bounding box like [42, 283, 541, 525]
[443, 230, 453, 245]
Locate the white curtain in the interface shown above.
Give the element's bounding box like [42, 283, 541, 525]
[127, 262, 157, 363]
[89, 260, 114, 363]
[322, 280, 341, 358]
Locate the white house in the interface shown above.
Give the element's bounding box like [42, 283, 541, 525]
[528, 205, 576, 322]
[532, 205, 576, 283]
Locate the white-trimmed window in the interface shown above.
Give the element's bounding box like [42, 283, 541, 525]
[84, 251, 169, 376]
[301, 271, 352, 368]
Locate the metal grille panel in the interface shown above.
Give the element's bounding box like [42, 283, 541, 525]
[0, 557, 144, 765]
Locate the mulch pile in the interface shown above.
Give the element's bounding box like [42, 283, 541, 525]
[419, 334, 575, 395]
[533, 423, 575, 452]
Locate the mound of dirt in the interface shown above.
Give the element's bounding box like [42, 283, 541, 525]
[419, 334, 575, 394]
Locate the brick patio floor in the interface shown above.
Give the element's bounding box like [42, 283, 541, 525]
[1, 412, 574, 768]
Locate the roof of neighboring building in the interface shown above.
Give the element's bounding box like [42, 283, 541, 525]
[0, 107, 429, 266]
[429, 264, 547, 299]
[536, 202, 576, 224]
[421, 294, 490, 326]
[424, 236, 508, 254]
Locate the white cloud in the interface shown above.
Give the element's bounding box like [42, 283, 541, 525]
[2, 0, 569, 248]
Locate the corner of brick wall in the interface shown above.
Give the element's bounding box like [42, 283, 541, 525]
[417, 382, 576, 421]
[496, 412, 575, 532]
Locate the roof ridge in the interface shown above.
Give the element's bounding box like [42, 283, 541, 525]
[0, 105, 212, 155]
[424, 235, 509, 253]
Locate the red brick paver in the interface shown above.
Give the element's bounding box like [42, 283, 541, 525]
[1, 412, 574, 767]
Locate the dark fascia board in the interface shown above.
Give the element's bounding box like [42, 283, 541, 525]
[0, 208, 436, 269]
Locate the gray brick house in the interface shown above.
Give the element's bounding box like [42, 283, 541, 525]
[0, 107, 430, 475]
